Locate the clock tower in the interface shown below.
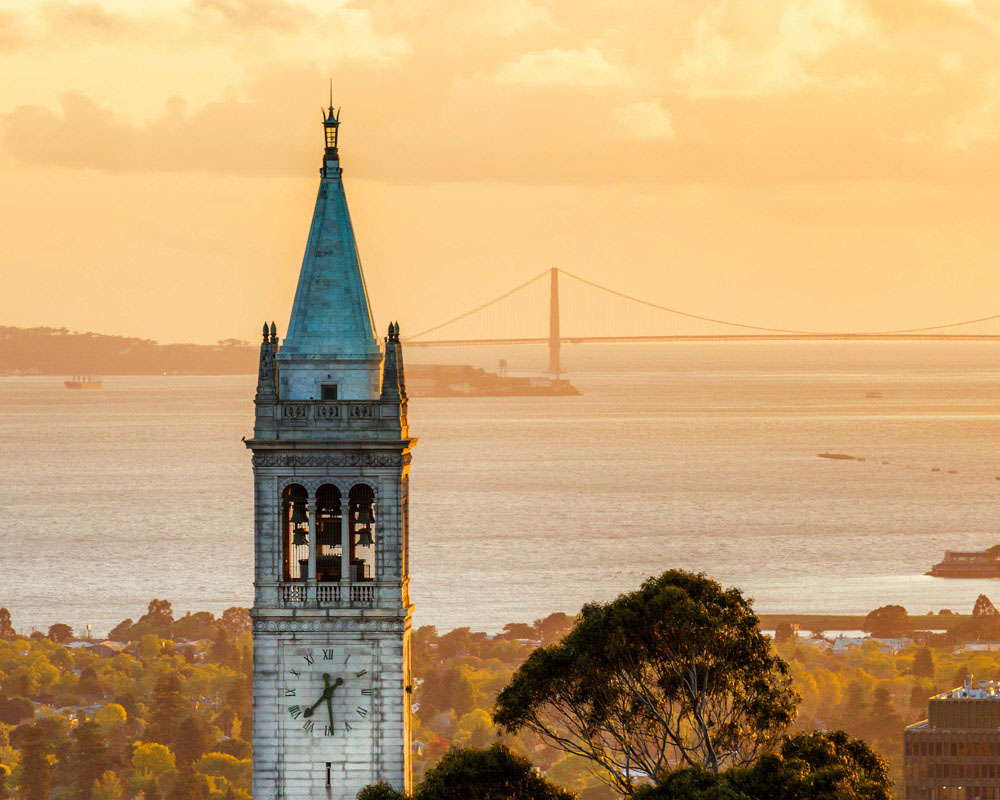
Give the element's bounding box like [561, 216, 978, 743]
[246, 98, 414, 800]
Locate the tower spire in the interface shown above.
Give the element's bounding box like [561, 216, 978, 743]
[278, 98, 381, 400]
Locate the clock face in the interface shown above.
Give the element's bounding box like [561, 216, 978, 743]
[283, 646, 375, 740]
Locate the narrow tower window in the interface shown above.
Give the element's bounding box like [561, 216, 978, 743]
[281, 484, 309, 582]
[315, 484, 342, 582]
[348, 484, 376, 581]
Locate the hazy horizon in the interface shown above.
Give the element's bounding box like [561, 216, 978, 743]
[4, 0, 1000, 344]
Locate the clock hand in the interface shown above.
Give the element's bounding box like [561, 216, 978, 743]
[303, 674, 343, 718]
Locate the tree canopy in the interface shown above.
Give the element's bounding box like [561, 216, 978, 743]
[414, 744, 575, 800]
[862, 606, 910, 638]
[493, 570, 798, 793]
[631, 730, 891, 800]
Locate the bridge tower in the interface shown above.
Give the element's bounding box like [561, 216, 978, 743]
[547, 267, 562, 375]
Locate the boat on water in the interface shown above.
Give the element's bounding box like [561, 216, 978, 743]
[928, 547, 1000, 578]
[64, 375, 102, 389]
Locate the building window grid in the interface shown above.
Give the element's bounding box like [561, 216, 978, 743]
[905, 729, 1000, 800]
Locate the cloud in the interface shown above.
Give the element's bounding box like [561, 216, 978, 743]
[7, 0, 1000, 187]
[470, 0, 552, 36]
[188, 0, 316, 33]
[674, 0, 876, 97]
[495, 46, 633, 88]
[41, 2, 136, 41]
[0, 75, 320, 175]
[1, 0, 408, 62]
[611, 100, 675, 142]
[0, 10, 27, 50]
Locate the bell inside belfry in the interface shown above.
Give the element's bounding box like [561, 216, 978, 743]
[290, 502, 307, 525]
[355, 504, 375, 547]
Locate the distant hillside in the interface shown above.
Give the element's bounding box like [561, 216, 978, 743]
[0, 326, 258, 376]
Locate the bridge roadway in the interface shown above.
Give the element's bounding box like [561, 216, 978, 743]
[406, 334, 1000, 347]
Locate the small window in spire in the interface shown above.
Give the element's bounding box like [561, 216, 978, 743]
[321, 384, 338, 401]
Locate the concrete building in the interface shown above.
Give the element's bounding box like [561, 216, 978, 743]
[246, 98, 415, 800]
[905, 677, 1000, 800]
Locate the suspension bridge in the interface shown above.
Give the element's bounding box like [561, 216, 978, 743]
[404, 268, 1000, 375]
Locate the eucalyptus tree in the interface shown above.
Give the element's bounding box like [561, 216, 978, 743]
[493, 570, 798, 793]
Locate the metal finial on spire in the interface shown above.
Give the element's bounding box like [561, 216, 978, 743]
[322, 82, 340, 164]
[262, 322, 269, 340]
[270, 321, 277, 340]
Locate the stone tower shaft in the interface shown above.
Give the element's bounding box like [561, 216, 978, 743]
[247, 102, 414, 800]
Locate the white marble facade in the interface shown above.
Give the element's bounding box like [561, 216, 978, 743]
[247, 105, 414, 800]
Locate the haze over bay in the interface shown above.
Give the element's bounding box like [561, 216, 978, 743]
[2, 342, 999, 636]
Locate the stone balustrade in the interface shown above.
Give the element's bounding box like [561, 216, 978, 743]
[278, 582, 378, 608]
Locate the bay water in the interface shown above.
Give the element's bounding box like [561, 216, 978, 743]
[2, 343, 1000, 635]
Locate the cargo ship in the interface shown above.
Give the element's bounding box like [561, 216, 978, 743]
[928, 547, 1000, 578]
[406, 364, 579, 397]
[64, 375, 102, 389]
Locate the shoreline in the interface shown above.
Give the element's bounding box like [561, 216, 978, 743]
[758, 613, 970, 632]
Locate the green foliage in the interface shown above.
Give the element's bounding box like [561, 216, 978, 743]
[357, 782, 406, 800]
[966, 595, 1000, 640]
[0, 597, 973, 800]
[132, 742, 177, 781]
[174, 717, 207, 768]
[415, 744, 575, 800]
[192, 753, 251, 789]
[91, 771, 123, 800]
[71, 720, 108, 800]
[149, 673, 186, 744]
[454, 709, 497, 748]
[92, 704, 127, 737]
[774, 622, 795, 644]
[632, 731, 891, 800]
[0, 696, 34, 725]
[17, 725, 50, 800]
[107, 620, 133, 643]
[167, 770, 209, 800]
[46, 625, 72, 644]
[0, 610, 14, 643]
[0, 603, 252, 800]
[911, 646, 934, 680]
[862, 606, 910, 638]
[494, 570, 798, 792]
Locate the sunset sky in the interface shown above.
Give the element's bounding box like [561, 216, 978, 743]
[3, 0, 1000, 343]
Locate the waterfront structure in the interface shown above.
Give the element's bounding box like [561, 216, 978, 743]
[246, 99, 415, 800]
[928, 549, 1000, 579]
[905, 677, 1000, 800]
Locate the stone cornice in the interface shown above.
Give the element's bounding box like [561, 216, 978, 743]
[251, 451, 412, 467]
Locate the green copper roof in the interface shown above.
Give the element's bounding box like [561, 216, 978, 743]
[281, 168, 380, 359]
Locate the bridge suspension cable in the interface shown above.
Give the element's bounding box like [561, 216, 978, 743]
[403, 267, 1000, 354]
